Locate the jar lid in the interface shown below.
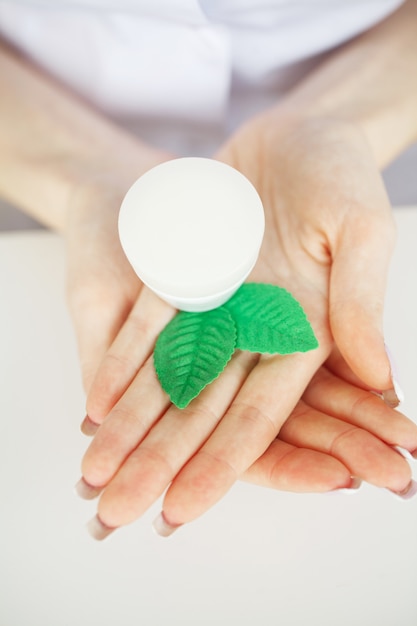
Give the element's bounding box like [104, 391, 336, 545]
[118, 157, 265, 301]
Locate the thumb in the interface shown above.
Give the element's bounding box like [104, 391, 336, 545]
[329, 209, 401, 406]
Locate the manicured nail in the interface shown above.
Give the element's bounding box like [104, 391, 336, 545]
[86, 514, 116, 540]
[74, 477, 102, 500]
[81, 415, 99, 436]
[382, 345, 405, 408]
[152, 512, 181, 537]
[411, 449, 417, 460]
[382, 387, 404, 409]
[393, 446, 415, 462]
[390, 479, 417, 501]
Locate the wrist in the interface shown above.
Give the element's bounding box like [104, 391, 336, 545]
[273, 98, 417, 172]
[257, 94, 415, 172]
[0, 40, 172, 232]
[65, 145, 172, 234]
[253, 107, 371, 163]
[3, 131, 171, 234]
[264, 0, 417, 169]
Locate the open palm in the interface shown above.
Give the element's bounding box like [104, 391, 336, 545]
[74, 116, 416, 537]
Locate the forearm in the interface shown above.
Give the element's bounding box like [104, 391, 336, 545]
[276, 0, 417, 168]
[0, 40, 166, 232]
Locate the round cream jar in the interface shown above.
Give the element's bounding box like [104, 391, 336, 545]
[118, 157, 265, 312]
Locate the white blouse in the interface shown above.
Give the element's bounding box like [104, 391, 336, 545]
[0, 0, 404, 154]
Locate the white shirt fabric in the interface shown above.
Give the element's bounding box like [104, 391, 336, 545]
[0, 0, 404, 154]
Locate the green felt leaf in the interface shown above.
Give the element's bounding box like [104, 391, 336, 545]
[224, 283, 318, 354]
[154, 308, 237, 409]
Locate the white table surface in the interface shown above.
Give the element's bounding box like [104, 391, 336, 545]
[1, 208, 416, 626]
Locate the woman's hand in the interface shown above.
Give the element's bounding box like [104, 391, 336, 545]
[243, 349, 416, 494]
[65, 158, 175, 399]
[221, 114, 399, 393]
[78, 114, 417, 538]
[82, 345, 417, 540]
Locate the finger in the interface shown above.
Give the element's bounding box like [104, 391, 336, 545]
[72, 294, 133, 394]
[326, 347, 404, 411]
[66, 201, 142, 395]
[68, 278, 141, 394]
[329, 200, 397, 396]
[325, 348, 372, 390]
[161, 348, 324, 527]
[86, 287, 175, 424]
[303, 366, 417, 452]
[278, 401, 412, 492]
[242, 440, 352, 492]
[94, 352, 258, 527]
[81, 356, 169, 488]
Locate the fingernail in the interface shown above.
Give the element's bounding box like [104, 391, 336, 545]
[327, 476, 362, 495]
[393, 446, 415, 462]
[74, 477, 102, 500]
[390, 479, 417, 501]
[81, 415, 99, 436]
[152, 512, 181, 537]
[382, 387, 404, 409]
[382, 345, 405, 408]
[86, 514, 116, 540]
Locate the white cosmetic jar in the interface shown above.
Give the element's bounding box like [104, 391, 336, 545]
[118, 157, 265, 312]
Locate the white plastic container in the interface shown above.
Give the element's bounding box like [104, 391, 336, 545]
[118, 157, 265, 312]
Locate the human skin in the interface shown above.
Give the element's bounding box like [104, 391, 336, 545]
[1, 1, 417, 538]
[81, 116, 417, 536]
